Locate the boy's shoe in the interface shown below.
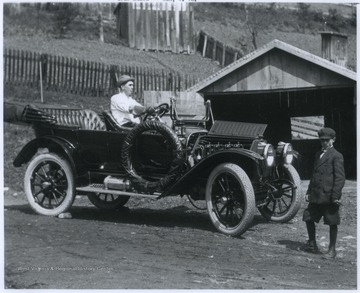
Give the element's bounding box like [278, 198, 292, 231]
[322, 249, 337, 259]
[303, 240, 320, 254]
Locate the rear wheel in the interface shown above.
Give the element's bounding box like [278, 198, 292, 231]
[206, 163, 255, 236]
[258, 164, 302, 222]
[24, 153, 75, 216]
[87, 193, 130, 210]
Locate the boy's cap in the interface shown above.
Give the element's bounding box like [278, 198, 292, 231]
[318, 127, 336, 139]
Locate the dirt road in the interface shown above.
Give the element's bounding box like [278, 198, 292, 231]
[4, 181, 357, 290]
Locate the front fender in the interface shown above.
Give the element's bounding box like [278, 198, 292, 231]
[13, 136, 78, 176]
[162, 149, 264, 197]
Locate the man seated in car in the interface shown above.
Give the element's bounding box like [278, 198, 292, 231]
[111, 75, 148, 127]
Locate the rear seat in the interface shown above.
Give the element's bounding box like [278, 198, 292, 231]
[78, 109, 106, 130]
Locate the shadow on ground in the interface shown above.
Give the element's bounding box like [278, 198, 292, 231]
[5, 204, 276, 238]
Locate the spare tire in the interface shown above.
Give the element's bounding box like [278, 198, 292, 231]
[121, 120, 183, 193]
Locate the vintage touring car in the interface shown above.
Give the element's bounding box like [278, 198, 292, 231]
[11, 97, 302, 236]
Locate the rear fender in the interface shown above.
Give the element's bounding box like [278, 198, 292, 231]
[162, 149, 263, 197]
[13, 136, 78, 175]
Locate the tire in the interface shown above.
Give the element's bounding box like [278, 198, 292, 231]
[24, 152, 75, 216]
[87, 193, 129, 210]
[258, 164, 303, 222]
[121, 120, 183, 193]
[206, 163, 256, 236]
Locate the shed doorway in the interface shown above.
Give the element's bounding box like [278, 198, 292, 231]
[205, 86, 356, 179]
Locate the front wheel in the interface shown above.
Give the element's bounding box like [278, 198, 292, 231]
[24, 152, 75, 216]
[206, 163, 255, 237]
[258, 164, 302, 222]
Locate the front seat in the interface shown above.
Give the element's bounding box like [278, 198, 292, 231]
[102, 110, 133, 132]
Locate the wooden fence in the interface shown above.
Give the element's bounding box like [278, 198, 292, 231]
[197, 30, 242, 67]
[115, 2, 196, 54]
[3, 48, 198, 102]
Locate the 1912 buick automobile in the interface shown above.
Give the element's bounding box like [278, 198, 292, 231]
[12, 97, 302, 236]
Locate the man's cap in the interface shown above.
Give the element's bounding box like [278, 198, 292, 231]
[118, 75, 134, 87]
[318, 127, 336, 139]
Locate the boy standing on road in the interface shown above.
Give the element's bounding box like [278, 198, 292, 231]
[302, 127, 345, 259]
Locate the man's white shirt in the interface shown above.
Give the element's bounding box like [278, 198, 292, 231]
[111, 93, 142, 125]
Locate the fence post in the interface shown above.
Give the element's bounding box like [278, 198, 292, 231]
[202, 34, 207, 57]
[177, 72, 181, 92]
[39, 54, 48, 103]
[166, 72, 172, 91]
[234, 51, 238, 62]
[213, 40, 217, 60]
[222, 44, 226, 67]
[109, 65, 119, 91]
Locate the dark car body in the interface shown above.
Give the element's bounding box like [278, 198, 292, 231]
[12, 98, 303, 236]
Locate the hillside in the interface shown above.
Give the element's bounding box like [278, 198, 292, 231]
[193, 3, 356, 70]
[3, 4, 221, 81]
[3, 3, 357, 85]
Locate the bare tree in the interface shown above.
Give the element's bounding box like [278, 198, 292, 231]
[244, 3, 273, 50]
[55, 3, 79, 38]
[98, 3, 104, 43]
[6, 3, 21, 15]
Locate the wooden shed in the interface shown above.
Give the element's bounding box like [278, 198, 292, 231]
[320, 32, 348, 67]
[114, 2, 196, 54]
[187, 39, 357, 179]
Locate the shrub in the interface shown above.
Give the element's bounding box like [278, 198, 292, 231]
[297, 3, 311, 32]
[326, 8, 346, 31]
[349, 11, 356, 27]
[297, 3, 311, 21]
[312, 11, 325, 23]
[54, 3, 79, 38]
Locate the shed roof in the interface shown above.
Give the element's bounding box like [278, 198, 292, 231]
[188, 39, 356, 93]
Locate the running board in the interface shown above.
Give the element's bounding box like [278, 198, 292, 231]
[76, 184, 160, 199]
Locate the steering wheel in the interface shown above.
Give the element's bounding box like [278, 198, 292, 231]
[143, 103, 170, 121]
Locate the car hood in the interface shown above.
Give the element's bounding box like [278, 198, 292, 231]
[208, 120, 267, 139]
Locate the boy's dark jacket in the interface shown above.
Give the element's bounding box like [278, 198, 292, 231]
[307, 147, 345, 205]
